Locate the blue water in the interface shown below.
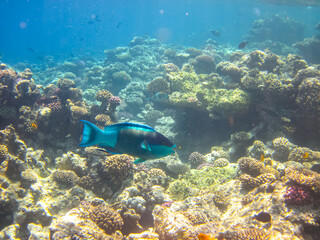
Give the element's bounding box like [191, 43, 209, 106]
[0, 0, 319, 64]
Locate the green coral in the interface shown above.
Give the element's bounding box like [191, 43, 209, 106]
[207, 88, 250, 118]
[167, 166, 237, 200]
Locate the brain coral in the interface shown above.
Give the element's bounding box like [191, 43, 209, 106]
[192, 55, 216, 74]
[222, 228, 271, 240]
[182, 210, 208, 225]
[238, 157, 280, 179]
[285, 167, 320, 193]
[237, 157, 265, 177]
[52, 170, 79, 186]
[57, 78, 75, 90]
[207, 88, 250, 118]
[153, 206, 197, 240]
[216, 61, 243, 82]
[49, 208, 111, 240]
[288, 147, 315, 162]
[248, 140, 266, 160]
[188, 151, 206, 168]
[296, 77, 320, 114]
[100, 154, 134, 184]
[95, 114, 112, 126]
[95, 89, 113, 103]
[147, 77, 169, 94]
[0, 144, 8, 163]
[86, 203, 124, 234]
[0, 68, 17, 88]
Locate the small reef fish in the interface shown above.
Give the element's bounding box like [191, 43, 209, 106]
[238, 41, 248, 49]
[260, 154, 265, 162]
[198, 233, 217, 240]
[210, 30, 220, 37]
[149, 92, 169, 103]
[303, 152, 309, 159]
[79, 120, 176, 164]
[252, 211, 272, 223]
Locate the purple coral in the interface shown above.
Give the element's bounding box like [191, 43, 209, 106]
[109, 96, 121, 106]
[108, 96, 121, 112]
[284, 186, 312, 205]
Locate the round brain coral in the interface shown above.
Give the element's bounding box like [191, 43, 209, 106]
[0, 68, 18, 87]
[88, 204, 124, 234]
[52, 170, 79, 186]
[57, 78, 75, 90]
[237, 157, 265, 177]
[222, 228, 271, 240]
[100, 154, 134, 184]
[285, 167, 320, 193]
[95, 89, 113, 103]
[95, 114, 112, 126]
[188, 151, 206, 168]
[147, 77, 169, 94]
[192, 55, 216, 74]
[0, 144, 8, 163]
[182, 210, 208, 225]
[288, 147, 313, 162]
[213, 158, 229, 167]
[296, 77, 320, 114]
[70, 105, 89, 119]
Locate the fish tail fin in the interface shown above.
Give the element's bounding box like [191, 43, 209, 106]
[79, 120, 102, 147]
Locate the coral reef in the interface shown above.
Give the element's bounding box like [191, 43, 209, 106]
[2, 34, 320, 240]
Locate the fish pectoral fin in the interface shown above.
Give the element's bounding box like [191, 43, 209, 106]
[140, 140, 152, 151]
[97, 146, 120, 155]
[133, 158, 147, 164]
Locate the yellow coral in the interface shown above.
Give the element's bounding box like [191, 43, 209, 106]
[0, 144, 8, 163]
[285, 167, 320, 193]
[95, 114, 112, 126]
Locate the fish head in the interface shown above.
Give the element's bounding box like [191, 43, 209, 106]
[150, 144, 175, 158]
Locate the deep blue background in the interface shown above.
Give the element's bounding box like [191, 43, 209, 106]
[0, 0, 319, 64]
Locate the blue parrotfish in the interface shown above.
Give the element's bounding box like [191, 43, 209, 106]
[79, 120, 176, 164]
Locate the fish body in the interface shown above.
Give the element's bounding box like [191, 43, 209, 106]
[238, 41, 248, 49]
[210, 30, 220, 37]
[150, 92, 169, 103]
[79, 120, 175, 163]
[252, 211, 271, 223]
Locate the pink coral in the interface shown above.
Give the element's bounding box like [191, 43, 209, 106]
[284, 185, 312, 205]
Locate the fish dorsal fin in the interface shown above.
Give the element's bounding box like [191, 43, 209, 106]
[104, 122, 156, 132]
[140, 140, 152, 151]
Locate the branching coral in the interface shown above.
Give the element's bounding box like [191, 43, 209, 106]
[284, 185, 312, 205]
